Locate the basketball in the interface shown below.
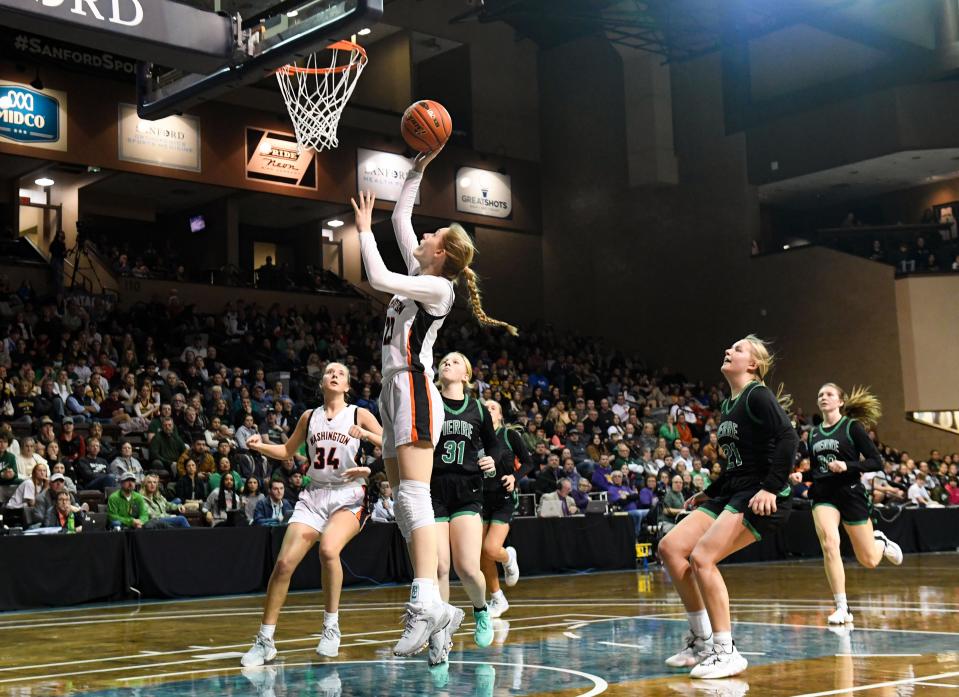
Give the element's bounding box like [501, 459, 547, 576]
[401, 100, 452, 152]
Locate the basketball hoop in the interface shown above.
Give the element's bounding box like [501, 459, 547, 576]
[276, 40, 368, 152]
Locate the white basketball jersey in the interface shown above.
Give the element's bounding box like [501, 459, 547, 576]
[381, 292, 451, 381]
[305, 405, 362, 488]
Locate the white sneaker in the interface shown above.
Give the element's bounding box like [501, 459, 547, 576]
[690, 678, 750, 696]
[241, 634, 278, 667]
[665, 631, 712, 668]
[240, 666, 278, 697]
[690, 644, 748, 679]
[874, 530, 903, 565]
[503, 546, 520, 587]
[394, 602, 452, 657]
[317, 623, 341, 657]
[488, 593, 510, 618]
[428, 605, 464, 666]
[827, 607, 854, 625]
[492, 619, 510, 645]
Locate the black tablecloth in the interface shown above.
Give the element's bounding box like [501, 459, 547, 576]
[0, 515, 637, 610]
[2, 510, 954, 610]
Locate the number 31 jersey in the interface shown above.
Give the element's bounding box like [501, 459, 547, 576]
[306, 405, 363, 488]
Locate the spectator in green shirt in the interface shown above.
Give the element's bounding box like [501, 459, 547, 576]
[141, 473, 190, 528]
[0, 434, 21, 489]
[108, 472, 149, 530]
[150, 417, 187, 477]
[659, 414, 680, 444]
[208, 454, 244, 494]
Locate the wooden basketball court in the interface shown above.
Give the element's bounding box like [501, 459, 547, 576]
[3, 553, 958, 696]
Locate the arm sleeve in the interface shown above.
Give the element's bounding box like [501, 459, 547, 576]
[750, 387, 800, 494]
[391, 170, 424, 274]
[507, 430, 535, 479]
[359, 232, 453, 313]
[847, 420, 883, 473]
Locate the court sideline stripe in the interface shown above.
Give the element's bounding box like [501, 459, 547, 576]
[792, 669, 959, 696]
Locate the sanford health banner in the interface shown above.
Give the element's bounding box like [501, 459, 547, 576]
[0, 80, 67, 151]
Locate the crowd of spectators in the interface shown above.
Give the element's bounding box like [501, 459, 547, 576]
[75, 226, 354, 295]
[1, 279, 957, 538]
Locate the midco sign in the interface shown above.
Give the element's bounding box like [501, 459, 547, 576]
[0, 81, 67, 150]
[30, 0, 143, 27]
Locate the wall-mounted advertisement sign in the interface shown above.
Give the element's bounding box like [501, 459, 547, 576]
[118, 103, 200, 172]
[246, 128, 316, 189]
[455, 167, 512, 219]
[356, 148, 420, 204]
[0, 29, 137, 79]
[0, 81, 67, 151]
[910, 411, 959, 436]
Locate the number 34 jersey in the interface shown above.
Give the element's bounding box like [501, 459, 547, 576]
[306, 405, 363, 488]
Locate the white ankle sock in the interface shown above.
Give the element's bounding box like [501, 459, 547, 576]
[324, 612, 338, 627]
[713, 631, 733, 651]
[259, 623, 276, 640]
[834, 593, 848, 610]
[687, 609, 712, 639]
[491, 590, 506, 602]
[410, 578, 436, 607]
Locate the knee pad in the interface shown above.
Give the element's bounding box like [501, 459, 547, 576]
[394, 480, 433, 542]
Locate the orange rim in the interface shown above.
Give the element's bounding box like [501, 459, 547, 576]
[277, 40, 367, 75]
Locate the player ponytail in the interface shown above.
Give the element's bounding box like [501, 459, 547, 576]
[743, 335, 793, 414]
[441, 224, 519, 336]
[823, 382, 882, 428]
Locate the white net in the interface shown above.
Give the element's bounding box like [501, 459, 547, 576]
[276, 41, 368, 152]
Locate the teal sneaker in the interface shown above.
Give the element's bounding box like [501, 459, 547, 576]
[473, 606, 493, 648]
[474, 663, 496, 697]
[429, 660, 450, 689]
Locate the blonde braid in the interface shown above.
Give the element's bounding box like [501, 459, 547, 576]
[464, 267, 519, 336]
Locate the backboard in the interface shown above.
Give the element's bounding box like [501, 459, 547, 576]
[138, 0, 383, 120]
[0, 0, 382, 120]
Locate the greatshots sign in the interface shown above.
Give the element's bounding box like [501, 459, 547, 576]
[0, 81, 67, 151]
[455, 167, 512, 219]
[246, 128, 317, 189]
[118, 103, 200, 172]
[357, 148, 420, 204]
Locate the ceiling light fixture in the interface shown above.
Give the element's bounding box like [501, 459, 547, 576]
[35, 177, 54, 187]
[287, 9, 299, 17]
[327, 219, 344, 228]
[358, 27, 372, 36]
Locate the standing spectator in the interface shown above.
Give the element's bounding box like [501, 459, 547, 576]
[142, 474, 190, 528]
[150, 417, 187, 476]
[252, 480, 291, 526]
[108, 472, 148, 529]
[109, 441, 144, 485]
[49, 230, 67, 295]
[76, 437, 115, 492]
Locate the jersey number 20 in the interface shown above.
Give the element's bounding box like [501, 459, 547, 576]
[314, 447, 340, 470]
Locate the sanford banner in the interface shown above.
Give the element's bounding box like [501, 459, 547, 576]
[0, 28, 137, 80]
